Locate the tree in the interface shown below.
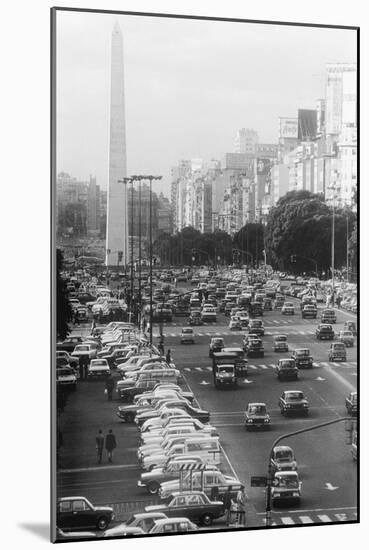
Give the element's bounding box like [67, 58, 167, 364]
[264, 191, 356, 275]
[233, 223, 265, 266]
[56, 249, 73, 340]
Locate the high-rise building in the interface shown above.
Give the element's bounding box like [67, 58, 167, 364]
[325, 63, 356, 135]
[106, 22, 129, 266]
[87, 176, 101, 236]
[234, 128, 259, 155]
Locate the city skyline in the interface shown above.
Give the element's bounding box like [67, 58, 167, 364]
[56, 11, 356, 197]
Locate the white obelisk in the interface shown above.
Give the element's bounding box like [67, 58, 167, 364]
[106, 22, 128, 266]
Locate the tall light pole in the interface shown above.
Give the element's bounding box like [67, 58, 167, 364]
[119, 177, 133, 319]
[146, 175, 162, 348]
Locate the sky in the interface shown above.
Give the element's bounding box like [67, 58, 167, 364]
[56, 10, 357, 197]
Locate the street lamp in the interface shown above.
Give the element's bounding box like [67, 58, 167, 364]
[146, 175, 162, 347]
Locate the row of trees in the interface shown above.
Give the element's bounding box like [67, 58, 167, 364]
[153, 191, 357, 278]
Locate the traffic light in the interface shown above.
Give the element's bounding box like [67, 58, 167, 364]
[290, 255, 297, 263]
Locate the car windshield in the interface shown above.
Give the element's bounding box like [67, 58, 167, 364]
[76, 345, 89, 351]
[296, 350, 309, 356]
[281, 361, 294, 368]
[275, 449, 293, 460]
[287, 392, 303, 400]
[342, 331, 353, 337]
[218, 366, 234, 374]
[125, 516, 137, 526]
[275, 336, 287, 342]
[57, 368, 73, 376]
[92, 360, 106, 366]
[334, 344, 345, 350]
[276, 475, 298, 488]
[213, 339, 223, 345]
[249, 405, 266, 415]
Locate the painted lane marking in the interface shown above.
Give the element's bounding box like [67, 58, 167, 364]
[199, 380, 210, 385]
[325, 483, 339, 491]
[335, 513, 348, 521]
[299, 516, 314, 524]
[259, 364, 268, 369]
[317, 515, 332, 522]
[281, 517, 294, 525]
[249, 365, 257, 370]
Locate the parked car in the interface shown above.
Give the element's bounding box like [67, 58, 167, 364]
[338, 330, 355, 347]
[56, 366, 77, 391]
[181, 327, 195, 344]
[276, 359, 299, 381]
[135, 400, 210, 426]
[71, 343, 98, 360]
[291, 348, 313, 369]
[103, 512, 167, 536]
[138, 456, 205, 495]
[57, 497, 114, 531]
[159, 469, 243, 501]
[270, 446, 297, 474]
[244, 402, 270, 430]
[278, 390, 309, 416]
[316, 323, 335, 340]
[328, 342, 347, 362]
[273, 334, 288, 352]
[145, 491, 224, 526]
[56, 336, 83, 353]
[56, 350, 79, 369]
[149, 517, 198, 534]
[345, 391, 357, 416]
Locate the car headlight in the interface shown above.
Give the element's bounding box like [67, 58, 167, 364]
[247, 419, 253, 423]
[264, 418, 270, 423]
[303, 403, 308, 407]
[292, 492, 299, 497]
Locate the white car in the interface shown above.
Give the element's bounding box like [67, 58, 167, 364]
[281, 302, 295, 315]
[180, 328, 195, 344]
[56, 366, 77, 390]
[149, 517, 198, 534]
[71, 343, 98, 360]
[88, 358, 110, 378]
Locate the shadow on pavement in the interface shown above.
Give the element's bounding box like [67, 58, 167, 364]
[18, 523, 49, 541]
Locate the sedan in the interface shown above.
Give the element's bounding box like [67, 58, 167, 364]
[281, 302, 295, 315]
[338, 330, 355, 347]
[145, 491, 224, 527]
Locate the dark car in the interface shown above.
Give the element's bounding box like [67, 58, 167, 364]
[117, 378, 161, 401]
[248, 319, 265, 336]
[344, 321, 357, 336]
[57, 497, 114, 531]
[145, 491, 224, 527]
[244, 336, 264, 358]
[278, 390, 309, 417]
[249, 302, 263, 317]
[135, 400, 210, 426]
[56, 336, 83, 353]
[244, 402, 271, 430]
[209, 337, 225, 357]
[276, 359, 299, 381]
[328, 342, 347, 362]
[316, 324, 335, 340]
[345, 391, 357, 416]
[189, 311, 203, 326]
[291, 348, 313, 369]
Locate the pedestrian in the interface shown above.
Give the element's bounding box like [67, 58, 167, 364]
[79, 356, 84, 381]
[210, 485, 219, 501]
[166, 349, 172, 365]
[336, 295, 342, 308]
[223, 486, 233, 526]
[96, 429, 104, 464]
[105, 374, 115, 400]
[105, 429, 117, 463]
[82, 356, 89, 380]
[158, 341, 164, 355]
[235, 488, 246, 526]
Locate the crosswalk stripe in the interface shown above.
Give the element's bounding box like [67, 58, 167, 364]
[321, 362, 329, 367]
[317, 515, 332, 522]
[299, 331, 306, 335]
[197, 333, 203, 336]
[184, 368, 191, 371]
[249, 365, 257, 369]
[332, 362, 340, 367]
[281, 517, 294, 525]
[195, 367, 202, 371]
[300, 516, 314, 524]
[206, 333, 212, 336]
[334, 514, 347, 521]
[205, 367, 212, 371]
[349, 362, 357, 366]
[215, 332, 221, 336]
[269, 364, 277, 369]
[259, 364, 268, 369]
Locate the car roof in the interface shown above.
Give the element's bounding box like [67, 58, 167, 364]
[153, 518, 192, 525]
[274, 445, 293, 452]
[131, 512, 167, 519]
[58, 496, 87, 502]
[248, 402, 266, 407]
[169, 490, 206, 497]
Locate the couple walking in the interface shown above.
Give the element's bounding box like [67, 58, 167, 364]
[96, 429, 117, 464]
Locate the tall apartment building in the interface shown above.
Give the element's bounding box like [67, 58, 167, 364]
[234, 128, 259, 155]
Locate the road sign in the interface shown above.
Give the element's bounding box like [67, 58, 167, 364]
[251, 476, 267, 487]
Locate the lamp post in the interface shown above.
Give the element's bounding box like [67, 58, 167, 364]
[265, 417, 352, 527]
[119, 177, 134, 320]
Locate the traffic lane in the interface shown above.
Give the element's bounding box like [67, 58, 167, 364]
[214, 416, 356, 520]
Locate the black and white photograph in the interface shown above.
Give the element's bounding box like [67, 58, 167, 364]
[51, 6, 358, 543]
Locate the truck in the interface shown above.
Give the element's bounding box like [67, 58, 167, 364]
[212, 351, 248, 388]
